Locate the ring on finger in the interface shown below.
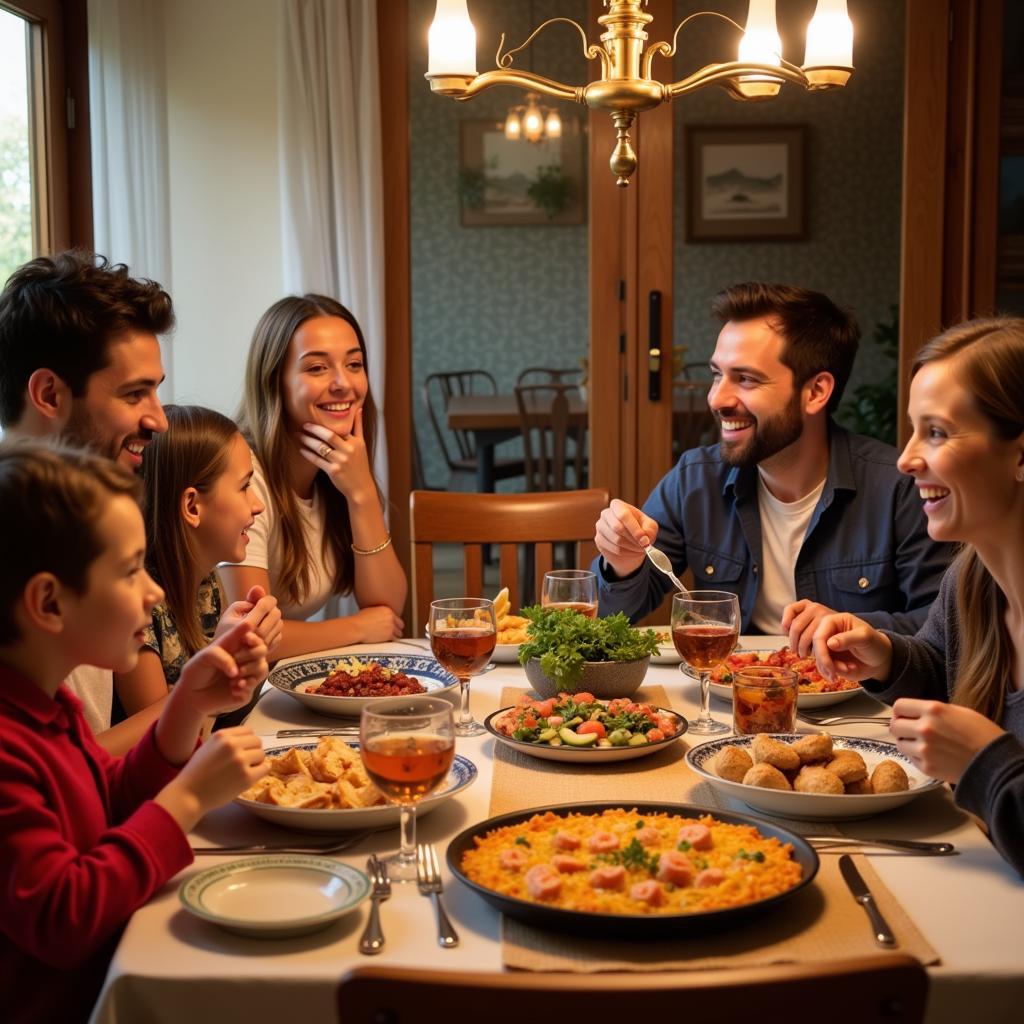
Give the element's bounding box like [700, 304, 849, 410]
[317, 442, 333, 460]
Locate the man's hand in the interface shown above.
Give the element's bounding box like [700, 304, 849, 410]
[890, 699, 1005, 783]
[810, 612, 893, 682]
[594, 498, 660, 578]
[782, 599, 838, 656]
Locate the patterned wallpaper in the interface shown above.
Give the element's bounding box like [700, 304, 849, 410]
[409, 0, 904, 489]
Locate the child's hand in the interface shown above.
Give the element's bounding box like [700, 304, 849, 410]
[177, 619, 269, 716]
[156, 727, 268, 830]
[215, 585, 283, 653]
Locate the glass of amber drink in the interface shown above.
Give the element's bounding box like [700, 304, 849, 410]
[671, 590, 739, 735]
[732, 666, 798, 735]
[360, 697, 455, 882]
[541, 569, 598, 618]
[428, 597, 497, 737]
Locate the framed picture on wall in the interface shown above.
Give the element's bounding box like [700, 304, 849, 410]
[458, 117, 586, 226]
[685, 125, 806, 242]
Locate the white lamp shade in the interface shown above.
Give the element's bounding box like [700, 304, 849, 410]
[804, 0, 853, 69]
[523, 104, 544, 142]
[428, 0, 477, 77]
[544, 110, 562, 139]
[738, 0, 783, 67]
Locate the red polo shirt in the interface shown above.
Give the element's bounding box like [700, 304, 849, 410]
[0, 664, 193, 1023]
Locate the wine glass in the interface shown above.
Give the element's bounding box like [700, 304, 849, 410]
[428, 597, 497, 737]
[671, 590, 739, 735]
[541, 569, 598, 618]
[360, 696, 455, 882]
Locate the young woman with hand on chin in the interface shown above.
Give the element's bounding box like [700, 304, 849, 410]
[811, 317, 1024, 875]
[219, 295, 406, 659]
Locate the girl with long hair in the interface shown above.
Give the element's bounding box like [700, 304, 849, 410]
[218, 295, 406, 658]
[812, 317, 1024, 875]
[113, 405, 282, 718]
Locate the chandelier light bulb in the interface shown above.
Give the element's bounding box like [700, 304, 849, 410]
[504, 109, 522, 140]
[737, 0, 783, 97]
[803, 0, 854, 88]
[427, 0, 477, 77]
[544, 110, 563, 139]
[522, 97, 544, 143]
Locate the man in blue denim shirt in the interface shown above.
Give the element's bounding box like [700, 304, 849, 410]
[593, 283, 954, 646]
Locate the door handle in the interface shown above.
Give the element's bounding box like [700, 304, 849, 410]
[648, 290, 662, 401]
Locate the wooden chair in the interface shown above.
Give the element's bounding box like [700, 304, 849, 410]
[515, 365, 583, 386]
[514, 382, 586, 491]
[409, 488, 608, 625]
[337, 956, 928, 1023]
[421, 370, 524, 490]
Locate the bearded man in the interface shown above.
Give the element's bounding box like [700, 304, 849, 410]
[593, 282, 953, 642]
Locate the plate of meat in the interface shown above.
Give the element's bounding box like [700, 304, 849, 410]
[267, 654, 459, 718]
[707, 648, 865, 708]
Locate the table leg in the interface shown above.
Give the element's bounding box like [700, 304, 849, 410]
[477, 442, 496, 493]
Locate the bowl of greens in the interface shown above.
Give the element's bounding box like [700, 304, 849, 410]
[518, 608, 661, 699]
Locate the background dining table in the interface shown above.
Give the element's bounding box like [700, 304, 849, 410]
[90, 637, 1024, 1024]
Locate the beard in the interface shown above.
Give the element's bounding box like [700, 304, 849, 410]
[62, 401, 122, 461]
[719, 389, 804, 468]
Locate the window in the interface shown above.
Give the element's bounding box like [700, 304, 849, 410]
[0, 6, 32, 284]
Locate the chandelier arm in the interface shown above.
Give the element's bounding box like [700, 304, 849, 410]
[496, 18, 609, 78]
[455, 69, 585, 105]
[664, 61, 809, 100]
[642, 11, 747, 80]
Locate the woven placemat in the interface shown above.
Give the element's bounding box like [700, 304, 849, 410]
[490, 686, 939, 972]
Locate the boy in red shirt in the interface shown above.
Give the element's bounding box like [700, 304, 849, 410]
[0, 442, 271, 1023]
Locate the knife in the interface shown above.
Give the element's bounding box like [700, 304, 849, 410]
[839, 854, 897, 947]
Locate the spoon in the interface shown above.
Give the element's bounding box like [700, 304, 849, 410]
[644, 544, 690, 596]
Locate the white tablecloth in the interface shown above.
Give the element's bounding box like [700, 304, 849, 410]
[91, 640, 1024, 1023]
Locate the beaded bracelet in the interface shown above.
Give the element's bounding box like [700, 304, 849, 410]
[351, 533, 392, 556]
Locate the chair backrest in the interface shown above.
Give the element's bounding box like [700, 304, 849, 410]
[516, 365, 583, 387]
[422, 370, 498, 471]
[409, 488, 608, 625]
[338, 956, 928, 1024]
[514, 382, 585, 492]
[673, 379, 716, 456]
[680, 359, 712, 381]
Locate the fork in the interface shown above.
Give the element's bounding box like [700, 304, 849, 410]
[191, 828, 373, 856]
[416, 843, 459, 948]
[359, 854, 391, 955]
[797, 712, 893, 728]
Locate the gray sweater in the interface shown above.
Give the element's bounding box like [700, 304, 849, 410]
[869, 563, 1024, 876]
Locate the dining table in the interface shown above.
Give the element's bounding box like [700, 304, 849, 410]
[90, 637, 1024, 1024]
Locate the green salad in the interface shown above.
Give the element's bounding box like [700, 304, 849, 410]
[517, 607, 660, 689]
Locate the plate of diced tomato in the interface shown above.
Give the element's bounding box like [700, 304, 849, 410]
[707, 648, 865, 708]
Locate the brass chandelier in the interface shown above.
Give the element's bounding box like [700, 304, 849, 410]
[427, 0, 854, 186]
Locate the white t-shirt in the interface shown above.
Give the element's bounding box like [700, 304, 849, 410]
[224, 460, 338, 621]
[750, 473, 826, 634]
[64, 664, 113, 734]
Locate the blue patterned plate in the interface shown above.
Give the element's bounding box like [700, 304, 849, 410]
[687, 734, 944, 820]
[179, 855, 369, 938]
[268, 653, 459, 717]
[236, 743, 477, 832]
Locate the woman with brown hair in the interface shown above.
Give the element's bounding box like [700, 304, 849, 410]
[219, 295, 406, 658]
[813, 317, 1024, 875]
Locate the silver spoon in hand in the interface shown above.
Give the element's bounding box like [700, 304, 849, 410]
[644, 544, 690, 596]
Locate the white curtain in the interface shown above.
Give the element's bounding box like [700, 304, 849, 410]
[278, 0, 388, 492]
[88, 0, 173, 391]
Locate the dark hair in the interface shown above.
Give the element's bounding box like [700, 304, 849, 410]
[0, 249, 175, 426]
[711, 282, 860, 414]
[910, 316, 1024, 723]
[0, 440, 142, 644]
[141, 405, 241, 657]
[237, 294, 379, 607]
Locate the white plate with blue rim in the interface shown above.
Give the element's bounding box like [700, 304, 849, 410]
[267, 653, 459, 718]
[179, 855, 370, 938]
[236, 743, 478, 832]
[686, 734, 944, 820]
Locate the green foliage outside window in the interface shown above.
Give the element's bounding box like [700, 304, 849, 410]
[0, 114, 32, 288]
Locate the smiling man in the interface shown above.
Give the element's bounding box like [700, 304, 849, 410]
[593, 282, 954, 640]
[0, 250, 174, 736]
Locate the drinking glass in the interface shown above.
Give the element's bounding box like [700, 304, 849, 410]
[732, 666, 799, 735]
[428, 597, 497, 737]
[541, 569, 598, 618]
[671, 590, 739, 735]
[360, 696, 455, 882]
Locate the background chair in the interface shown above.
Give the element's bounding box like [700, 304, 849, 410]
[338, 956, 928, 1023]
[514, 382, 587, 492]
[422, 370, 524, 490]
[673, 378, 716, 457]
[515, 365, 583, 387]
[409, 488, 608, 625]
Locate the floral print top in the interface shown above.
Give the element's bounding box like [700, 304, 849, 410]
[141, 573, 224, 685]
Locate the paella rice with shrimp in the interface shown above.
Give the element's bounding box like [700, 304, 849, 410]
[460, 808, 802, 915]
